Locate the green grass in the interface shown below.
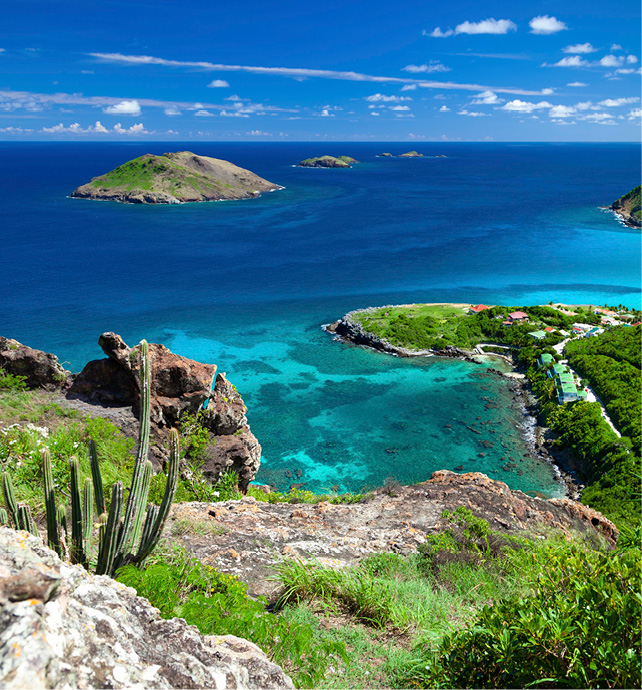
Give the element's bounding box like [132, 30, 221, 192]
[268, 509, 630, 689]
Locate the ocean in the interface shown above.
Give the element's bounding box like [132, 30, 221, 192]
[1, 142, 639, 495]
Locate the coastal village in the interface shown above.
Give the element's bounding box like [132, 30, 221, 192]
[469, 302, 638, 430]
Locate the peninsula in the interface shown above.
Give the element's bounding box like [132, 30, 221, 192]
[610, 184, 641, 228]
[297, 155, 358, 168]
[70, 151, 281, 204]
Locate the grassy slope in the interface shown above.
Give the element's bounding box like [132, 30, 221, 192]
[89, 154, 232, 195]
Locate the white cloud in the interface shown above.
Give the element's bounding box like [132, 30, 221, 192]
[365, 93, 412, 102]
[502, 99, 553, 112]
[40, 120, 148, 135]
[575, 101, 598, 110]
[164, 106, 182, 116]
[455, 18, 517, 35]
[615, 68, 637, 75]
[401, 84, 417, 91]
[549, 105, 576, 118]
[567, 81, 587, 87]
[0, 48, 5, 53]
[471, 90, 502, 104]
[439, 105, 450, 112]
[403, 62, 449, 73]
[103, 99, 141, 116]
[599, 97, 639, 107]
[88, 53, 553, 96]
[390, 105, 411, 111]
[583, 112, 614, 121]
[427, 27, 454, 37]
[551, 56, 590, 67]
[628, 108, 641, 119]
[599, 55, 624, 67]
[225, 94, 242, 101]
[370, 111, 380, 116]
[458, 109, 487, 117]
[207, 79, 229, 88]
[320, 108, 333, 117]
[529, 15, 568, 35]
[220, 109, 249, 117]
[611, 44, 622, 51]
[194, 109, 215, 117]
[113, 122, 147, 134]
[627, 55, 638, 64]
[0, 126, 33, 133]
[247, 130, 272, 136]
[562, 43, 596, 54]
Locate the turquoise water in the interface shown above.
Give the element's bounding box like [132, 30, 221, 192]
[1, 142, 639, 495]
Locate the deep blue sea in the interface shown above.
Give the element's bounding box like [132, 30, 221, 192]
[1, 142, 639, 495]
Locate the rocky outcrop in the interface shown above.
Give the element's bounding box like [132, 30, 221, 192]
[610, 185, 641, 228]
[0, 336, 70, 390]
[167, 470, 617, 599]
[297, 155, 358, 168]
[65, 332, 261, 483]
[0, 527, 294, 689]
[71, 151, 282, 205]
[326, 309, 476, 360]
[398, 151, 423, 158]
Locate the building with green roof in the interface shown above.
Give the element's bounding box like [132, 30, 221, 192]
[528, 330, 546, 340]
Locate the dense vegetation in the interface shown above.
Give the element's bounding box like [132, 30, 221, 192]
[355, 304, 602, 351]
[565, 326, 641, 450]
[612, 184, 641, 225]
[118, 507, 640, 689]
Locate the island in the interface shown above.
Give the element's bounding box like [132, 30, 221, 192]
[297, 155, 359, 168]
[610, 185, 641, 228]
[377, 151, 447, 158]
[70, 151, 281, 204]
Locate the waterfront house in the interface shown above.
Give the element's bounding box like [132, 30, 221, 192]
[509, 311, 529, 322]
[469, 304, 490, 314]
[502, 319, 513, 326]
[538, 353, 554, 368]
[528, 330, 546, 340]
[544, 326, 555, 333]
[586, 327, 604, 337]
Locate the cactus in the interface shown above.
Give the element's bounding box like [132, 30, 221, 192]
[42, 448, 62, 556]
[69, 457, 84, 565]
[89, 440, 105, 515]
[9, 338, 182, 578]
[17, 504, 37, 536]
[0, 507, 8, 525]
[83, 478, 94, 567]
[137, 428, 180, 561]
[1, 472, 18, 528]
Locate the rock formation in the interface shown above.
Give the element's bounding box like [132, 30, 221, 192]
[610, 185, 641, 228]
[167, 470, 617, 599]
[0, 336, 69, 390]
[398, 151, 423, 158]
[297, 155, 358, 168]
[0, 527, 294, 689]
[66, 333, 261, 483]
[71, 151, 281, 204]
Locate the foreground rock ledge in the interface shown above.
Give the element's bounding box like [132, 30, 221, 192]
[168, 470, 618, 599]
[0, 527, 294, 690]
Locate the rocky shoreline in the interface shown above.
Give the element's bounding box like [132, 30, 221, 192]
[325, 308, 583, 500]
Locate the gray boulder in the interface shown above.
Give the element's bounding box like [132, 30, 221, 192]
[0, 527, 294, 689]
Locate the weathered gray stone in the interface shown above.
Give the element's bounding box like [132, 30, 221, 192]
[0, 527, 294, 690]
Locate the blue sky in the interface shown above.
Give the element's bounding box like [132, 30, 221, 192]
[1, 0, 640, 141]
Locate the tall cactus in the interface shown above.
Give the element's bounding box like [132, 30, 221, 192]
[6, 338, 184, 577]
[42, 448, 62, 556]
[89, 440, 105, 515]
[2, 472, 18, 528]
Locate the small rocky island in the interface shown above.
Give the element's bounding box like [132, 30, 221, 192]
[610, 185, 641, 228]
[297, 155, 358, 168]
[378, 151, 447, 158]
[71, 151, 281, 204]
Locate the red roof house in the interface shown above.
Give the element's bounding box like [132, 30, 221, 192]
[509, 311, 529, 321]
[544, 326, 554, 332]
[470, 304, 490, 313]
